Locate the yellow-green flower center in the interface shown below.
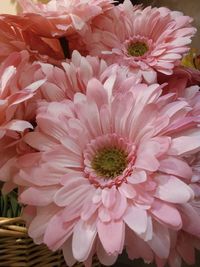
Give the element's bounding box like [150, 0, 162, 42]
[127, 41, 148, 57]
[91, 147, 127, 179]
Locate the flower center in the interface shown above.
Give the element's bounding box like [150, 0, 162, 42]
[91, 147, 127, 179]
[127, 41, 148, 57]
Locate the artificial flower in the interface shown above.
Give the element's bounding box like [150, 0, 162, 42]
[10, 0, 115, 38]
[83, 0, 196, 82]
[38, 50, 141, 100]
[15, 77, 200, 266]
[0, 50, 45, 192]
[0, 16, 65, 64]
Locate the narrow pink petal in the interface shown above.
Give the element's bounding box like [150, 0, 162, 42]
[148, 221, 170, 259]
[62, 237, 76, 267]
[101, 187, 116, 208]
[178, 204, 200, 237]
[111, 191, 127, 220]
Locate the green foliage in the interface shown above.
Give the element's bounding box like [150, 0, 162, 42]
[0, 190, 22, 218]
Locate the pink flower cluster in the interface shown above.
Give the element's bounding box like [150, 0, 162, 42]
[1, 0, 200, 266]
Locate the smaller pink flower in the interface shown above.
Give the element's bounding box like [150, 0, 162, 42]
[84, 0, 196, 82]
[38, 50, 141, 100]
[16, 0, 114, 38]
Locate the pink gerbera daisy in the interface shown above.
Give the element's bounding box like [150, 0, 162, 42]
[16, 77, 200, 266]
[84, 0, 196, 82]
[0, 16, 66, 64]
[0, 50, 45, 192]
[38, 50, 141, 100]
[13, 0, 115, 38]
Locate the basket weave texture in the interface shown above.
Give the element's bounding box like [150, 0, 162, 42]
[0, 217, 101, 267]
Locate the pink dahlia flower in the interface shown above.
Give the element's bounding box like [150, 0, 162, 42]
[0, 51, 45, 192]
[38, 50, 141, 100]
[15, 78, 200, 266]
[84, 0, 196, 82]
[15, 0, 114, 38]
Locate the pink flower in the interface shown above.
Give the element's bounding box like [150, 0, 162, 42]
[16, 77, 200, 266]
[84, 0, 196, 82]
[158, 66, 200, 89]
[0, 50, 45, 137]
[38, 50, 141, 100]
[0, 16, 65, 64]
[15, 0, 114, 38]
[0, 51, 45, 192]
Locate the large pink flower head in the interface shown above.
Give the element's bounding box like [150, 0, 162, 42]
[84, 0, 196, 82]
[16, 77, 200, 266]
[15, 0, 114, 38]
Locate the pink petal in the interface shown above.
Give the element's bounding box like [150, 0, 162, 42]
[155, 175, 194, 203]
[148, 221, 170, 259]
[98, 206, 111, 223]
[24, 132, 58, 151]
[159, 156, 192, 179]
[169, 134, 200, 156]
[44, 211, 75, 251]
[127, 171, 147, 184]
[118, 183, 136, 199]
[111, 191, 127, 220]
[54, 184, 90, 207]
[126, 227, 154, 262]
[62, 237, 76, 267]
[72, 219, 97, 261]
[101, 187, 116, 208]
[97, 220, 125, 254]
[123, 206, 148, 235]
[178, 204, 200, 237]
[4, 119, 33, 131]
[19, 186, 58, 206]
[150, 200, 182, 230]
[96, 239, 118, 266]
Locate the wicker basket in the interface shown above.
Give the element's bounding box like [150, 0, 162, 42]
[0, 217, 101, 267]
